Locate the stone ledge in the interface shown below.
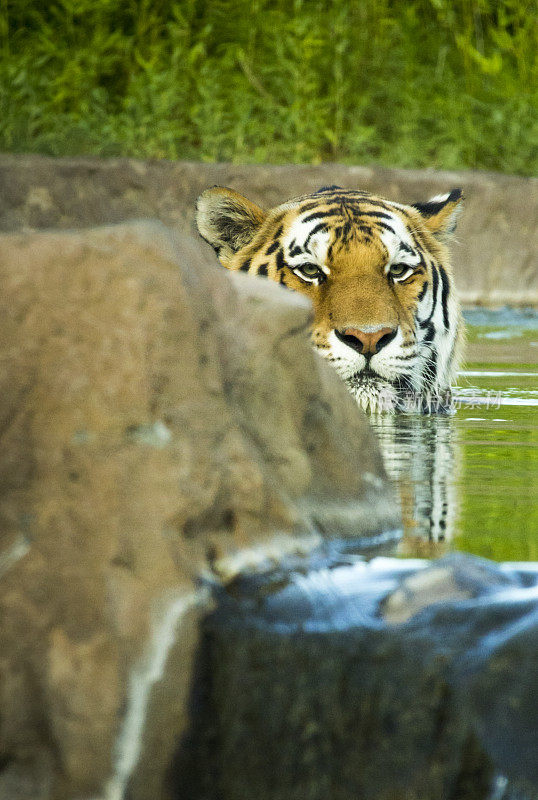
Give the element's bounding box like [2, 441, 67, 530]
[0, 154, 536, 307]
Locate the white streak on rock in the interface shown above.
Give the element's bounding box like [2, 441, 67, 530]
[105, 588, 207, 800]
[0, 535, 30, 578]
[211, 532, 322, 583]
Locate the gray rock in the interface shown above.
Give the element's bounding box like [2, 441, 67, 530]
[382, 553, 521, 623]
[174, 554, 538, 800]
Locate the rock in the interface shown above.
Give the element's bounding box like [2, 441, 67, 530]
[0, 154, 536, 306]
[0, 221, 397, 799]
[381, 552, 520, 623]
[176, 554, 538, 800]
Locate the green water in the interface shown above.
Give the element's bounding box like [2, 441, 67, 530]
[370, 309, 538, 562]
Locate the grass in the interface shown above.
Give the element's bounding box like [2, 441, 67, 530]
[0, 0, 536, 174]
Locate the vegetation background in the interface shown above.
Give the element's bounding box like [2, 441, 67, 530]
[0, 0, 536, 174]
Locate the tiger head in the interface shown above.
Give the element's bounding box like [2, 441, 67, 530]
[196, 185, 464, 412]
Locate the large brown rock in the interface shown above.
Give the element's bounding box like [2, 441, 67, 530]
[0, 221, 397, 799]
[0, 154, 536, 306]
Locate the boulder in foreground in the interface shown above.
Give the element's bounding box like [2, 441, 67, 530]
[0, 221, 397, 799]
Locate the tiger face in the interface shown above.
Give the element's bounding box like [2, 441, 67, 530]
[196, 185, 464, 412]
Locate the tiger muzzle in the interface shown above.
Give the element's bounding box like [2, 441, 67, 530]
[335, 326, 398, 356]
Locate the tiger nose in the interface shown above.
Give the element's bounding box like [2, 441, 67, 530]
[338, 326, 398, 355]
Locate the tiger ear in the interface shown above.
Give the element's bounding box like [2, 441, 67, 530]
[412, 189, 463, 240]
[196, 186, 266, 266]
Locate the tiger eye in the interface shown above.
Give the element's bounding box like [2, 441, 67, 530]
[299, 263, 323, 279]
[389, 263, 410, 279]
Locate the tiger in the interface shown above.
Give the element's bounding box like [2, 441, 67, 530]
[195, 184, 464, 413]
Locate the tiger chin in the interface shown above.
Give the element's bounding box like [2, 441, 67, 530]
[195, 184, 464, 414]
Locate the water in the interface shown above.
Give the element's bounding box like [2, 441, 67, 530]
[370, 308, 538, 562]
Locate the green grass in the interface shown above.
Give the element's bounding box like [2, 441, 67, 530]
[1, 0, 537, 173]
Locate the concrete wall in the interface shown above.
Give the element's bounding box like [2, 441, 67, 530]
[1, 154, 536, 306]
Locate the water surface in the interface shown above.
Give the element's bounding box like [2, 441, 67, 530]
[370, 308, 538, 562]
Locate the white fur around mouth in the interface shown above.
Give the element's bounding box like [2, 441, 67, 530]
[345, 375, 400, 413]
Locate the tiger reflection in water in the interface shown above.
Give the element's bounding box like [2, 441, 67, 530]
[372, 414, 459, 554]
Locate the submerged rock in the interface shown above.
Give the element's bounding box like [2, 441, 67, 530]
[175, 554, 538, 800]
[381, 552, 521, 623]
[0, 221, 397, 799]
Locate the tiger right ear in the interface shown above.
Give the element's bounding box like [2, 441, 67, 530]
[412, 189, 463, 240]
[195, 187, 266, 266]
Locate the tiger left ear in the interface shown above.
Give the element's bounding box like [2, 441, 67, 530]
[196, 186, 266, 266]
[412, 189, 463, 239]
